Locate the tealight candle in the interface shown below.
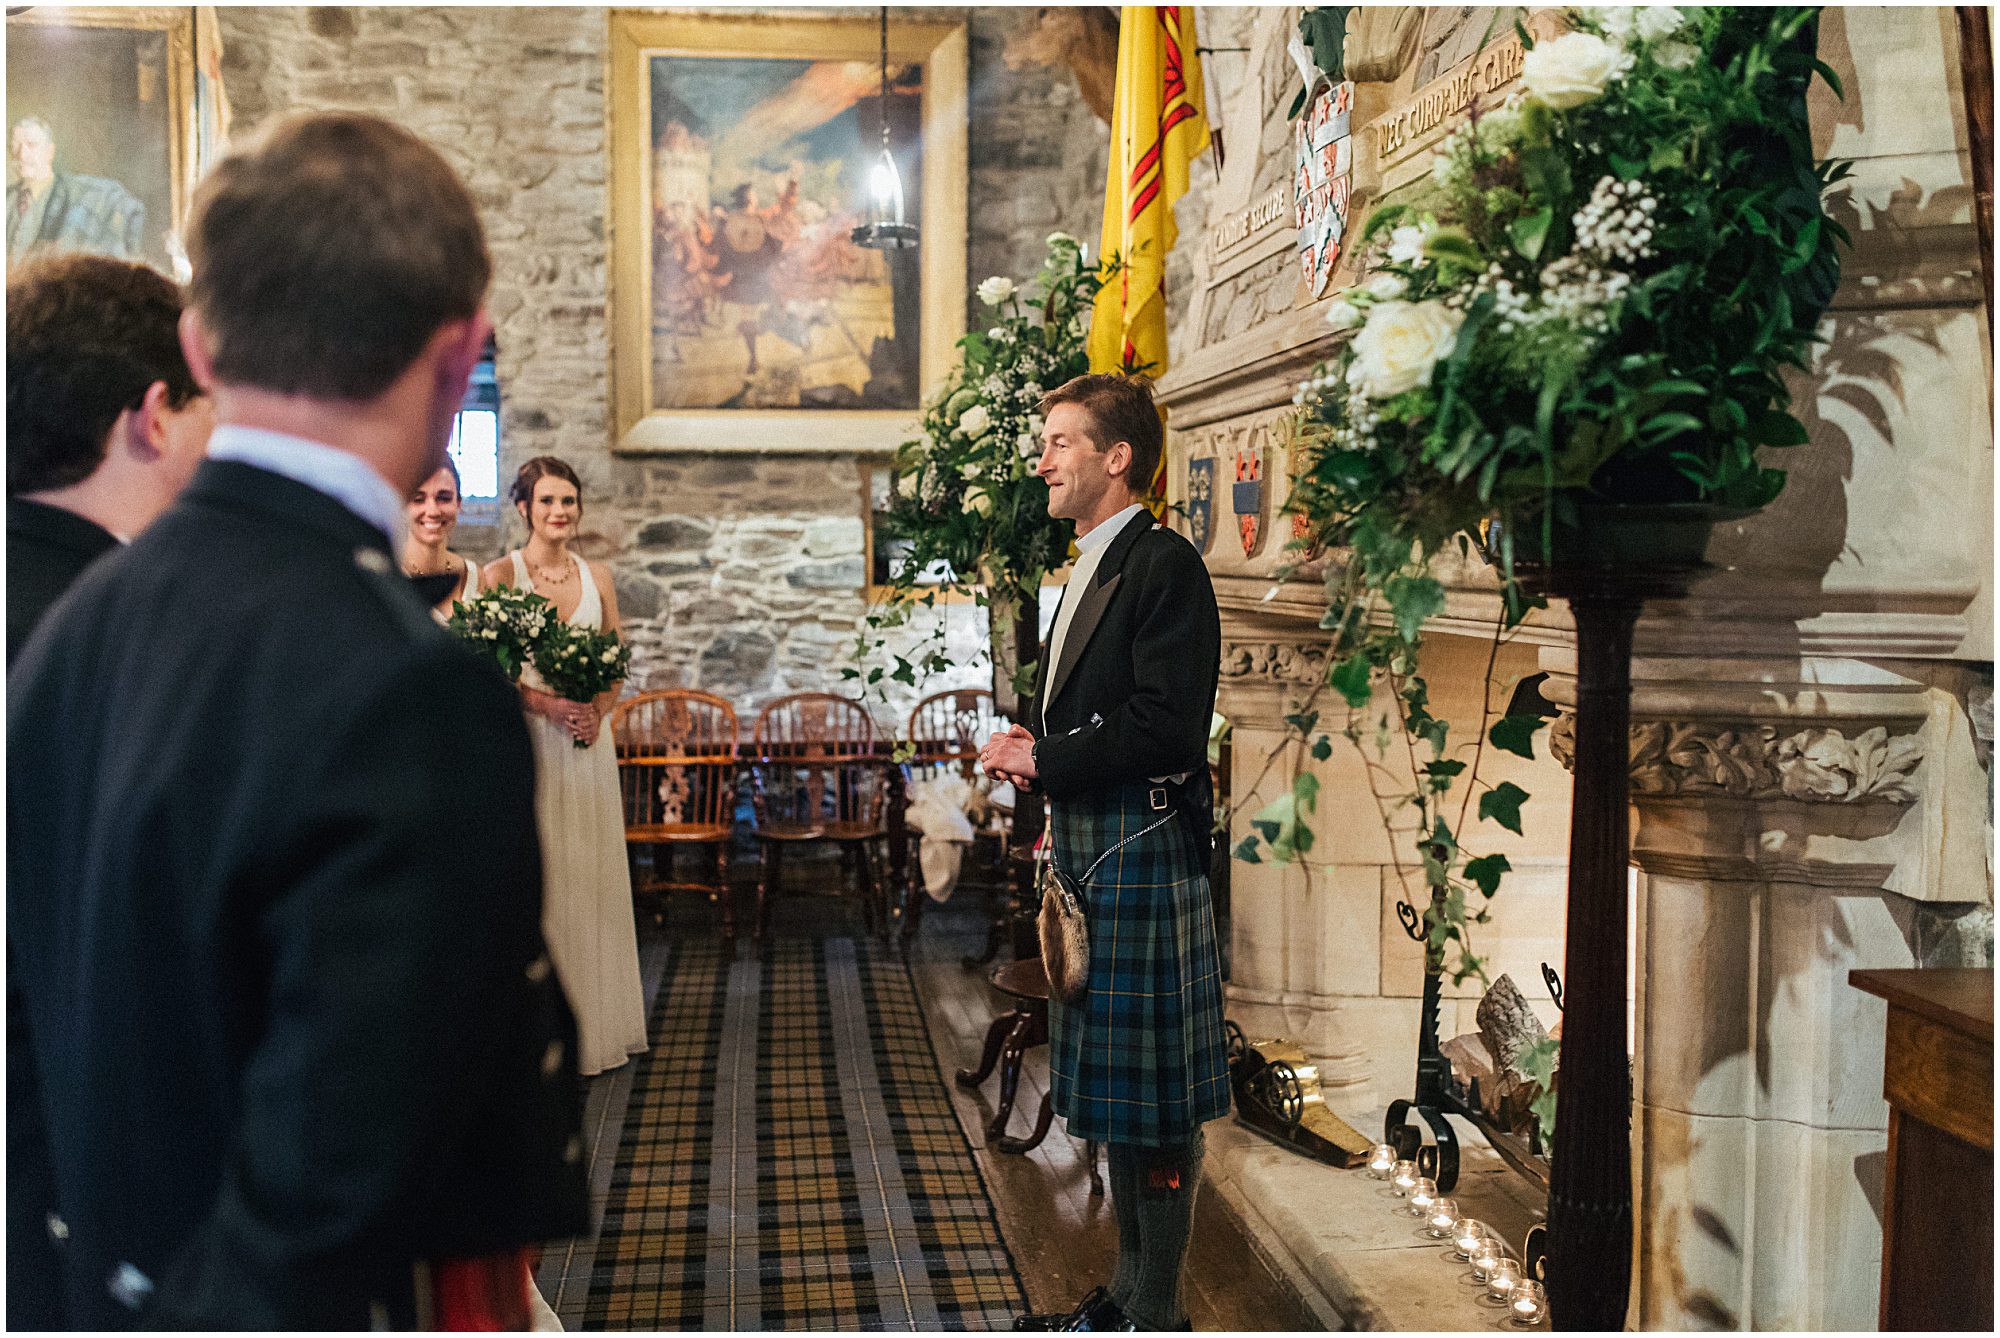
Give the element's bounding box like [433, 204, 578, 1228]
[1426, 1197, 1459, 1239]
[1449, 1217, 1486, 1260]
[1366, 1143, 1396, 1179]
[1471, 1235, 1508, 1282]
[1510, 1280, 1548, 1325]
[1390, 1159, 1418, 1195]
[1487, 1259, 1525, 1301]
[1407, 1176, 1438, 1216]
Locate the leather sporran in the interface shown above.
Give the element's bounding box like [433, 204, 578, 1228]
[1037, 859, 1089, 1004]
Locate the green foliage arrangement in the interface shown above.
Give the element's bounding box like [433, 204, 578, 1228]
[449, 585, 629, 747]
[849, 234, 1105, 698]
[1239, 4, 1848, 1036]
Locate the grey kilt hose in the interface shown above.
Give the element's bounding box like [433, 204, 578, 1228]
[1046, 781, 1232, 1147]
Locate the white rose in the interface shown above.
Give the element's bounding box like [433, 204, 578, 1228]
[976, 275, 1017, 306]
[1046, 231, 1080, 250]
[1018, 432, 1040, 458]
[1652, 39, 1698, 70]
[1586, 6, 1638, 43]
[1346, 299, 1465, 400]
[987, 326, 1006, 341]
[1324, 298, 1364, 332]
[1363, 272, 1409, 301]
[958, 404, 992, 438]
[963, 485, 994, 518]
[1522, 31, 1630, 110]
[1386, 223, 1431, 266]
[1632, 6, 1685, 42]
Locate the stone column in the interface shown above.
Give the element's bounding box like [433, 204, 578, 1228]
[1215, 627, 1383, 1111]
[1540, 671, 1984, 1330]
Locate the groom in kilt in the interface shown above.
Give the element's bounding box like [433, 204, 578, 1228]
[981, 373, 1229, 1332]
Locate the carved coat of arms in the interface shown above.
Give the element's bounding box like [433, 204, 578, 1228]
[1186, 457, 1215, 554]
[1233, 442, 1264, 557]
[1294, 77, 1355, 298]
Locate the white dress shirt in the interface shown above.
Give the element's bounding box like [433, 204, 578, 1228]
[206, 424, 408, 548]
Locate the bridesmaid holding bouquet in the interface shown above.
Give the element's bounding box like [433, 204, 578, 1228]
[485, 456, 648, 1078]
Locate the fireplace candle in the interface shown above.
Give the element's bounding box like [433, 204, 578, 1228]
[1408, 1176, 1438, 1216]
[1426, 1197, 1459, 1238]
[1450, 1217, 1486, 1259]
[1390, 1159, 1418, 1195]
[1510, 1280, 1548, 1325]
[1471, 1236, 1508, 1282]
[1367, 1143, 1396, 1179]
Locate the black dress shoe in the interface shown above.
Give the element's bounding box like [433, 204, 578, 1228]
[1013, 1287, 1119, 1331]
[1058, 1289, 1134, 1331]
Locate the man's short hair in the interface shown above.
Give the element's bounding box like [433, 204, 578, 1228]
[7, 254, 198, 495]
[12, 116, 52, 142]
[186, 112, 490, 402]
[1037, 373, 1163, 494]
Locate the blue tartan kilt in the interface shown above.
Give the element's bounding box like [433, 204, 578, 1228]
[1046, 782, 1232, 1147]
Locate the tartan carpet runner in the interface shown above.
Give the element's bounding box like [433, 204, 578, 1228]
[575, 933, 1028, 1330]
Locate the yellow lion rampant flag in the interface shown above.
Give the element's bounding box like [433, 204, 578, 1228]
[1088, 5, 1211, 381]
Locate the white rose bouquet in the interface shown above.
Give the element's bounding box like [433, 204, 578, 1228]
[530, 621, 631, 748]
[446, 585, 555, 683]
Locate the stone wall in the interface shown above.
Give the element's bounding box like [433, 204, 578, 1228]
[216, 5, 1106, 724]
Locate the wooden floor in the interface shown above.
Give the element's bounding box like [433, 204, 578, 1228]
[904, 888, 1323, 1333]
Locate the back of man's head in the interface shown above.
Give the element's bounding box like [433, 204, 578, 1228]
[7, 254, 198, 496]
[186, 112, 490, 402]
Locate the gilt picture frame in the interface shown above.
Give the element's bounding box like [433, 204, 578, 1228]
[4, 6, 215, 277]
[609, 11, 967, 455]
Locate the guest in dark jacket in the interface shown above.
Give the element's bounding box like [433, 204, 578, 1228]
[982, 374, 1228, 1332]
[5, 253, 212, 665]
[8, 112, 587, 1330]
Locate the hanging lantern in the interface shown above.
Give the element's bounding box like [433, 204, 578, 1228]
[852, 7, 918, 251]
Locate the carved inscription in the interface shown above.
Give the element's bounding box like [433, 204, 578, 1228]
[1208, 182, 1293, 263]
[1375, 32, 1528, 168]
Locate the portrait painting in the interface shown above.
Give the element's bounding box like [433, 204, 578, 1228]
[612, 13, 967, 454]
[4, 8, 204, 276]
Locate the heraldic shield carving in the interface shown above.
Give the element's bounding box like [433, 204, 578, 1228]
[1186, 457, 1215, 554]
[1233, 441, 1264, 557]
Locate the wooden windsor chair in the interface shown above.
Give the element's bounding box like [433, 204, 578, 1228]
[899, 688, 1012, 948]
[749, 692, 890, 946]
[611, 689, 740, 938]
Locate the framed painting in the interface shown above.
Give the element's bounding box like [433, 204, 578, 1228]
[610, 11, 967, 454]
[4, 7, 217, 278]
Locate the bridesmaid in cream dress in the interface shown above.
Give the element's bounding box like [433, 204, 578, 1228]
[485, 456, 648, 1079]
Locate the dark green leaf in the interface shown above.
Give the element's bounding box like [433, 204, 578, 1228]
[1463, 852, 1511, 898]
[1329, 654, 1373, 708]
[1310, 736, 1333, 762]
[1751, 409, 1810, 446]
[1233, 834, 1264, 864]
[1478, 781, 1530, 835]
[1489, 713, 1547, 760]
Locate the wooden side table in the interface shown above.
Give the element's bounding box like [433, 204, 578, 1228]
[1850, 967, 1993, 1332]
[956, 956, 1103, 1193]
